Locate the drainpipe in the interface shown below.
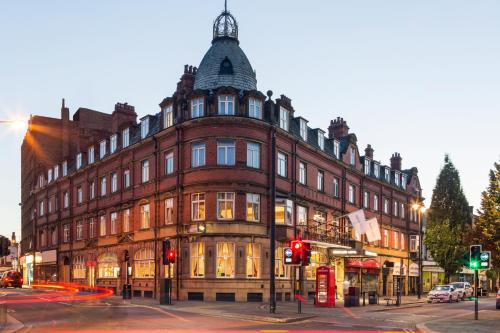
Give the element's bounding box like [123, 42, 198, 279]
[153, 136, 159, 299]
[175, 126, 183, 301]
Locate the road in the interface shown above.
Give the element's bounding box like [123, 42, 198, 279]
[1, 287, 497, 333]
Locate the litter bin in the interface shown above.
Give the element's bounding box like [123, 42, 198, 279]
[122, 284, 132, 300]
[368, 291, 378, 304]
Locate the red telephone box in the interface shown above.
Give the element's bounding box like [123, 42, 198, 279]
[315, 266, 336, 307]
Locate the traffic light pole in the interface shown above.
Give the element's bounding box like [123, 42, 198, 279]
[474, 268, 478, 320]
[269, 130, 277, 314]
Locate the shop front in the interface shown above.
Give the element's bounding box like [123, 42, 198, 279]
[422, 265, 445, 292]
[35, 250, 58, 282]
[392, 261, 407, 296]
[20, 252, 41, 286]
[344, 258, 380, 298]
[408, 262, 419, 295]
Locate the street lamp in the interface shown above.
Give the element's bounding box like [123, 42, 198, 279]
[412, 202, 426, 299]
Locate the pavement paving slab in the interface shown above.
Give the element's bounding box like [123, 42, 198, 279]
[416, 310, 499, 333]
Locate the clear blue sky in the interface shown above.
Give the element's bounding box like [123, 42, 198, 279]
[1, 0, 499, 238]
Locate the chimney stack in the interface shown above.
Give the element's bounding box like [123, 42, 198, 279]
[365, 144, 374, 159]
[328, 117, 349, 139]
[61, 98, 70, 159]
[390, 152, 402, 171]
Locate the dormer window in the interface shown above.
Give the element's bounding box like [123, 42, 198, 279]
[88, 146, 95, 164]
[47, 169, 53, 183]
[318, 131, 325, 150]
[401, 174, 407, 189]
[364, 159, 371, 175]
[99, 140, 107, 159]
[62, 161, 68, 176]
[394, 171, 400, 187]
[110, 134, 117, 153]
[164, 105, 174, 127]
[333, 140, 340, 158]
[218, 95, 234, 115]
[374, 163, 380, 178]
[219, 56, 234, 75]
[76, 153, 83, 169]
[191, 98, 204, 118]
[248, 98, 262, 119]
[141, 118, 149, 139]
[122, 128, 130, 148]
[54, 165, 59, 180]
[279, 107, 289, 131]
[384, 168, 390, 182]
[349, 147, 356, 166]
[299, 119, 308, 141]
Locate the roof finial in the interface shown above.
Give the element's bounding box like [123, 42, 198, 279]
[225, 0, 227, 13]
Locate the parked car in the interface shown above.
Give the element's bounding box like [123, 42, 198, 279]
[427, 285, 460, 303]
[450, 282, 473, 300]
[0, 270, 23, 288]
[496, 289, 500, 309]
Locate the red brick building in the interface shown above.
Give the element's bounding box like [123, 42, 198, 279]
[21, 7, 423, 302]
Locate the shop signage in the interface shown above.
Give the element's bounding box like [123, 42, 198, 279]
[409, 263, 419, 276]
[393, 262, 407, 276]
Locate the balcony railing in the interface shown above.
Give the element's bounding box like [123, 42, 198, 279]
[297, 224, 352, 248]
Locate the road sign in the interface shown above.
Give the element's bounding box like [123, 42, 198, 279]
[284, 247, 293, 264]
[480, 251, 491, 269]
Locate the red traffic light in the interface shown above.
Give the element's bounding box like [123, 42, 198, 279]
[293, 241, 303, 249]
[167, 250, 176, 264]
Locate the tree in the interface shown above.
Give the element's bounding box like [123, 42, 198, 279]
[425, 155, 471, 282]
[473, 161, 500, 287]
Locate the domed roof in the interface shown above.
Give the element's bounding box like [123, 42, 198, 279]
[194, 5, 257, 91]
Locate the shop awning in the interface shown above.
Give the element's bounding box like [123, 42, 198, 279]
[346, 259, 363, 268]
[362, 259, 381, 270]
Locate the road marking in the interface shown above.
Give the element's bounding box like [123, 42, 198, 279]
[131, 304, 191, 323]
[260, 331, 289, 333]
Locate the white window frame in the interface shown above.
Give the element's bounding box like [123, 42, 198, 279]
[88, 146, 95, 164]
[100, 176, 107, 196]
[54, 165, 59, 180]
[218, 95, 235, 115]
[299, 162, 306, 185]
[165, 152, 174, 175]
[373, 194, 379, 211]
[110, 134, 117, 153]
[99, 140, 107, 159]
[317, 170, 324, 191]
[191, 142, 206, 168]
[62, 161, 68, 176]
[299, 119, 308, 141]
[217, 192, 235, 220]
[384, 198, 389, 214]
[48, 169, 53, 183]
[333, 140, 340, 158]
[318, 132, 325, 150]
[122, 209, 130, 233]
[275, 199, 293, 226]
[77, 186, 83, 204]
[141, 160, 149, 183]
[122, 128, 130, 148]
[123, 169, 131, 188]
[393, 231, 399, 249]
[350, 147, 356, 166]
[400, 203, 405, 218]
[248, 97, 262, 119]
[216, 242, 235, 278]
[246, 142, 260, 169]
[76, 221, 83, 240]
[246, 193, 260, 222]
[296, 205, 307, 226]
[217, 140, 235, 166]
[383, 229, 389, 248]
[393, 201, 398, 217]
[140, 204, 150, 229]
[363, 191, 369, 208]
[164, 104, 174, 128]
[364, 159, 371, 175]
[110, 212, 118, 234]
[277, 152, 287, 177]
[111, 172, 118, 193]
[165, 198, 174, 225]
[402, 174, 407, 189]
[191, 98, 204, 118]
[191, 193, 205, 221]
[89, 218, 96, 238]
[279, 106, 289, 131]
[63, 224, 70, 243]
[76, 153, 82, 169]
[333, 177, 339, 197]
[141, 118, 149, 139]
[63, 191, 69, 208]
[100, 215, 106, 237]
[90, 181, 95, 199]
[190, 242, 205, 278]
[394, 172, 400, 187]
[246, 243, 261, 278]
[385, 168, 390, 182]
[374, 163, 380, 178]
[348, 185, 355, 204]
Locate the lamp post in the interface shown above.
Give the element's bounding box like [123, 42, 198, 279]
[412, 203, 426, 299]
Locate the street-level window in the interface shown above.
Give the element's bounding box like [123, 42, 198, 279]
[246, 193, 260, 222]
[191, 142, 206, 167]
[217, 140, 235, 165]
[73, 256, 86, 279]
[374, 194, 379, 211]
[77, 186, 83, 204]
[218, 95, 235, 115]
[306, 250, 325, 280]
[248, 97, 262, 119]
[141, 118, 149, 139]
[296, 205, 307, 226]
[141, 160, 149, 183]
[140, 204, 150, 229]
[217, 192, 235, 220]
[191, 98, 204, 118]
[383, 229, 389, 248]
[190, 242, 205, 278]
[63, 191, 69, 208]
[110, 134, 117, 153]
[299, 119, 307, 141]
[350, 147, 356, 166]
[100, 176, 107, 196]
[97, 253, 119, 278]
[123, 169, 130, 188]
[216, 242, 235, 278]
[110, 212, 118, 234]
[246, 142, 260, 168]
[163, 104, 173, 128]
[89, 218, 96, 238]
[122, 128, 130, 148]
[76, 220, 83, 240]
[99, 140, 107, 159]
[317, 170, 324, 191]
[88, 146, 95, 164]
[277, 152, 287, 177]
[279, 106, 289, 131]
[299, 162, 306, 185]
[333, 177, 339, 197]
[191, 193, 205, 221]
[165, 198, 174, 225]
[348, 185, 355, 204]
[246, 243, 261, 278]
[63, 224, 70, 243]
[275, 199, 293, 225]
[165, 152, 174, 175]
[111, 172, 118, 193]
[76, 153, 82, 169]
[275, 246, 289, 279]
[122, 209, 130, 233]
[134, 248, 154, 278]
[100, 215, 106, 236]
[363, 191, 369, 208]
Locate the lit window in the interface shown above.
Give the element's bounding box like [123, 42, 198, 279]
[333, 177, 339, 197]
[218, 95, 234, 115]
[317, 171, 324, 191]
[299, 162, 306, 185]
[374, 163, 380, 178]
[217, 140, 235, 165]
[277, 152, 287, 177]
[89, 218, 96, 238]
[350, 147, 356, 166]
[90, 181, 95, 200]
[296, 205, 307, 226]
[279, 107, 289, 131]
[190, 242, 205, 278]
[97, 253, 119, 278]
[141, 118, 149, 139]
[134, 249, 154, 278]
[364, 159, 371, 175]
[140, 204, 150, 229]
[165, 198, 174, 225]
[100, 215, 106, 236]
[122, 209, 130, 233]
[246, 142, 260, 169]
[63, 224, 70, 243]
[383, 229, 389, 247]
[73, 256, 86, 279]
[88, 146, 95, 164]
[374, 194, 379, 211]
[122, 128, 130, 148]
[410, 235, 418, 252]
[110, 212, 118, 234]
[401, 233, 405, 250]
[246, 243, 261, 278]
[62, 161, 68, 176]
[333, 141, 340, 158]
[216, 242, 235, 278]
[100, 176, 107, 196]
[248, 98, 262, 119]
[275, 199, 293, 225]
[110, 134, 117, 153]
[165, 152, 174, 175]
[191, 193, 205, 221]
[164, 105, 174, 128]
[348, 185, 355, 204]
[393, 231, 399, 249]
[99, 140, 107, 159]
[299, 119, 308, 141]
[123, 169, 130, 188]
[191, 142, 206, 167]
[141, 160, 149, 183]
[275, 246, 289, 279]
[77, 186, 83, 204]
[217, 192, 235, 220]
[363, 191, 369, 208]
[111, 172, 118, 193]
[191, 98, 204, 118]
[246, 193, 260, 222]
[63, 191, 69, 208]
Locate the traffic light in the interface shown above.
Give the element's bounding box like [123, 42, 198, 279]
[124, 250, 130, 263]
[302, 242, 312, 266]
[470, 245, 481, 269]
[0, 236, 10, 257]
[480, 251, 491, 269]
[290, 240, 303, 265]
[167, 249, 176, 264]
[162, 239, 171, 265]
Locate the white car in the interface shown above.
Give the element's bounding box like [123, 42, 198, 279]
[427, 285, 460, 303]
[449, 282, 473, 300]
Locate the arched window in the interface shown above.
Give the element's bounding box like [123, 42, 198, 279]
[73, 256, 86, 279]
[134, 248, 155, 278]
[97, 253, 119, 278]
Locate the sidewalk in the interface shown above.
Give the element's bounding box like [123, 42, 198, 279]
[416, 310, 499, 333]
